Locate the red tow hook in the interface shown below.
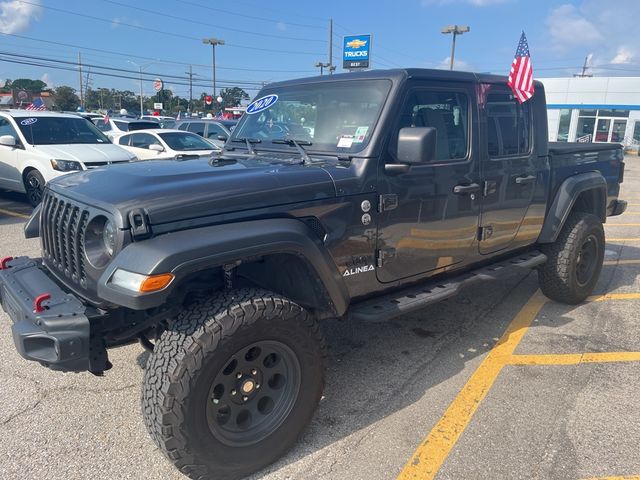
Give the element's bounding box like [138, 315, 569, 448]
[0, 256, 14, 270]
[34, 293, 51, 314]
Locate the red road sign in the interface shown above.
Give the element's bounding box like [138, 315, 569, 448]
[205, 95, 213, 105]
[153, 78, 163, 92]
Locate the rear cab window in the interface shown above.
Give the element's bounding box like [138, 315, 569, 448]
[485, 88, 531, 157]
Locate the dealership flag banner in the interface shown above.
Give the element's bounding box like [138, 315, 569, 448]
[507, 31, 534, 103]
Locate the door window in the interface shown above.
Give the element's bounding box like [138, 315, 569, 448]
[486, 90, 531, 157]
[556, 109, 571, 142]
[206, 123, 225, 139]
[611, 120, 626, 143]
[576, 117, 596, 142]
[130, 133, 160, 149]
[397, 90, 469, 161]
[187, 122, 205, 136]
[595, 118, 611, 142]
[0, 118, 19, 138]
[118, 134, 132, 146]
[634, 121, 640, 144]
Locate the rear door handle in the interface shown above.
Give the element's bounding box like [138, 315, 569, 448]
[453, 183, 481, 194]
[515, 175, 536, 185]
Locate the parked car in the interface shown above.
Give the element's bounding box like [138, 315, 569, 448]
[175, 118, 236, 147]
[0, 110, 136, 205]
[0, 69, 627, 479]
[93, 117, 159, 140]
[140, 115, 177, 129]
[114, 129, 220, 160]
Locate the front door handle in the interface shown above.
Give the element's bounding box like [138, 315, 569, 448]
[453, 183, 481, 194]
[515, 175, 536, 185]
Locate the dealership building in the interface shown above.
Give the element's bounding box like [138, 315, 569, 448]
[539, 76, 640, 148]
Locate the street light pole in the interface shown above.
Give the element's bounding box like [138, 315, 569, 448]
[202, 37, 225, 107]
[127, 60, 157, 116]
[441, 25, 470, 70]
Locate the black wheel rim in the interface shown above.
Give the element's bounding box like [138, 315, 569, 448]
[26, 174, 43, 205]
[576, 234, 598, 286]
[206, 340, 301, 447]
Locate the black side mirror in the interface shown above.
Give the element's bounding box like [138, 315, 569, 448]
[397, 127, 437, 164]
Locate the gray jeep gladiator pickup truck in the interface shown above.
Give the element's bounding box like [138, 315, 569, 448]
[0, 69, 626, 479]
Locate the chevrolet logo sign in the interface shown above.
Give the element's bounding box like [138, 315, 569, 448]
[346, 39, 367, 49]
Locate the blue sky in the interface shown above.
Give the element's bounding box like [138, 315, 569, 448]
[0, 0, 638, 98]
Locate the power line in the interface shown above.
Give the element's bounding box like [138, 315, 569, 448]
[16, 0, 324, 56]
[99, 0, 327, 43]
[0, 33, 316, 74]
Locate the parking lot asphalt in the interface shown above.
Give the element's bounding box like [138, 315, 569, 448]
[1, 157, 639, 480]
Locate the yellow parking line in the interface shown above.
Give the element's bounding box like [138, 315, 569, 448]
[588, 293, 640, 302]
[0, 207, 29, 219]
[605, 223, 640, 227]
[582, 475, 640, 480]
[397, 291, 548, 480]
[603, 260, 640, 266]
[507, 352, 640, 366]
[607, 238, 640, 242]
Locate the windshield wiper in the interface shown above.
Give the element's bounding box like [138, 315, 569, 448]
[231, 137, 262, 155]
[272, 138, 312, 165]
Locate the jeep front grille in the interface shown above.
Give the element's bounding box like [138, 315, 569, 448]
[40, 191, 90, 288]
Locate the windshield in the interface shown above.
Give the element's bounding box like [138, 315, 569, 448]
[159, 132, 217, 151]
[231, 79, 391, 153]
[17, 116, 110, 145]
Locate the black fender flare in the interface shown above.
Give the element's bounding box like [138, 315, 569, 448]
[97, 218, 350, 315]
[537, 172, 607, 244]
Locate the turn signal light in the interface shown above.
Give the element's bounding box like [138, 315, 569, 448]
[139, 273, 175, 293]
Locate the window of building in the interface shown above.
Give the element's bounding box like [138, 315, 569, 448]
[575, 109, 630, 143]
[633, 121, 640, 144]
[556, 109, 571, 142]
[486, 90, 531, 157]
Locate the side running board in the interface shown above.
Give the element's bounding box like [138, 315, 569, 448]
[349, 250, 547, 323]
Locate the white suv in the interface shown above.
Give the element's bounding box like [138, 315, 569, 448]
[0, 110, 137, 205]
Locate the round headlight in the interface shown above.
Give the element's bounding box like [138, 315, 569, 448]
[103, 220, 116, 257]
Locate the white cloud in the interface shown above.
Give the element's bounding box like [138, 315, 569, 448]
[435, 57, 471, 71]
[0, 0, 41, 34]
[40, 73, 53, 88]
[111, 17, 141, 29]
[611, 47, 633, 65]
[545, 1, 640, 73]
[276, 21, 287, 31]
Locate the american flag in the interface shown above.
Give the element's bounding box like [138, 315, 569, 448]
[507, 32, 534, 104]
[25, 97, 47, 111]
[103, 112, 110, 125]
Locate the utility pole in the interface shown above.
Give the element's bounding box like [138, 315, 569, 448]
[78, 52, 84, 108]
[185, 65, 194, 112]
[441, 25, 470, 70]
[202, 38, 225, 107]
[574, 54, 593, 78]
[328, 18, 335, 74]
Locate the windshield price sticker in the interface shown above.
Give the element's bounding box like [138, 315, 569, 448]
[246, 94, 278, 115]
[337, 135, 354, 148]
[20, 118, 37, 126]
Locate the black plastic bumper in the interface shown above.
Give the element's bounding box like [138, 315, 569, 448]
[0, 256, 99, 372]
[609, 200, 627, 217]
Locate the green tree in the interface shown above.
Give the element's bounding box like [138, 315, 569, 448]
[53, 86, 80, 111]
[10, 78, 49, 92]
[219, 87, 249, 107]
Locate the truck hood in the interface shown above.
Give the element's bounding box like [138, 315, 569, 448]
[50, 155, 337, 225]
[33, 143, 135, 164]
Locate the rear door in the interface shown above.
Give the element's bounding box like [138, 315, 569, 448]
[479, 86, 537, 254]
[376, 81, 481, 283]
[0, 118, 22, 190]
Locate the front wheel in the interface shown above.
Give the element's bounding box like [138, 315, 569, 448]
[538, 212, 605, 304]
[142, 289, 326, 480]
[24, 169, 45, 207]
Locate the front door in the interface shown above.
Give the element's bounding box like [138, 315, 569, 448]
[376, 82, 481, 283]
[479, 86, 537, 254]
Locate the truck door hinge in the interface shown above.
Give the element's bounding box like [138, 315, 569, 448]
[478, 226, 494, 241]
[376, 248, 396, 267]
[378, 194, 398, 213]
[483, 180, 497, 196]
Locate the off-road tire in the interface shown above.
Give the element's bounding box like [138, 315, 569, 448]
[538, 212, 605, 304]
[24, 169, 45, 207]
[142, 288, 326, 480]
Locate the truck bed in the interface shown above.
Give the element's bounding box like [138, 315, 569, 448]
[548, 142, 623, 155]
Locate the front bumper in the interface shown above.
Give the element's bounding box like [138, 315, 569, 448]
[608, 200, 628, 217]
[0, 256, 105, 373]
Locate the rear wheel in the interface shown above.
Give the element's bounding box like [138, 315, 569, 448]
[24, 169, 45, 207]
[538, 212, 605, 304]
[142, 289, 326, 480]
